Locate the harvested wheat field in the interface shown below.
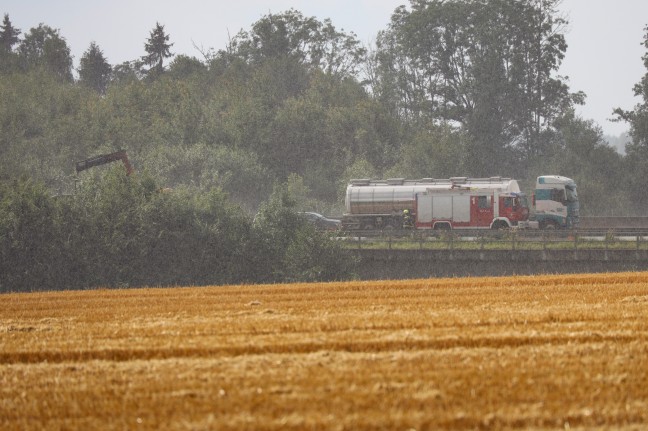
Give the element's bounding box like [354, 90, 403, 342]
[1, 272, 648, 430]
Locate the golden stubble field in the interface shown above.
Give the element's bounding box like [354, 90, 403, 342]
[1, 272, 647, 430]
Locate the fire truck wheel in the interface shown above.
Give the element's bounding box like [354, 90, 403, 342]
[492, 221, 509, 230]
[393, 218, 405, 229]
[540, 220, 557, 230]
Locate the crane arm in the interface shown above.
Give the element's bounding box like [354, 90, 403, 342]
[75, 150, 133, 176]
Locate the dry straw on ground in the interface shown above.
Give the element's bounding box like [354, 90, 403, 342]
[1, 272, 647, 430]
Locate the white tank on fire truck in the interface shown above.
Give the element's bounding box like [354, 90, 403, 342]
[343, 177, 530, 230]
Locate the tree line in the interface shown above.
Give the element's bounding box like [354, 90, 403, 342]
[1, 1, 648, 290]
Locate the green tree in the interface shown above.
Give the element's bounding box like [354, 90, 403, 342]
[133, 185, 253, 286]
[0, 13, 20, 73]
[538, 113, 630, 216]
[0, 13, 20, 52]
[374, 0, 580, 176]
[142, 22, 173, 77]
[0, 179, 66, 292]
[220, 64, 399, 195]
[140, 143, 273, 212]
[111, 60, 145, 84]
[167, 54, 207, 80]
[0, 70, 98, 192]
[230, 9, 366, 78]
[252, 182, 356, 283]
[389, 123, 466, 179]
[17, 24, 73, 82]
[96, 75, 206, 152]
[0, 14, 20, 73]
[614, 25, 648, 212]
[78, 42, 112, 94]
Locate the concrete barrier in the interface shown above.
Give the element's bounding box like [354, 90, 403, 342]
[353, 248, 648, 279]
[579, 216, 648, 229]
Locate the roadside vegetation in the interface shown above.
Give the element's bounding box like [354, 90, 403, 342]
[0, 174, 356, 292]
[3, 2, 648, 289]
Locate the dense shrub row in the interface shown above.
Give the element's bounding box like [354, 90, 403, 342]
[0, 173, 356, 292]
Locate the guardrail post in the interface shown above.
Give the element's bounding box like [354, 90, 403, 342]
[543, 231, 547, 251]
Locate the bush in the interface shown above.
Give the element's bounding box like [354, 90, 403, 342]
[0, 179, 66, 292]
[253, 183, 356, 283]
[0, 173, 356, 292]
[67, 169, 255, 288]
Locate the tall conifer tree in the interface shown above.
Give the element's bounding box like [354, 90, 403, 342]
[0, 13, 20, 52]
[78, 42, 112, 94]
[142, 22, 173, 76]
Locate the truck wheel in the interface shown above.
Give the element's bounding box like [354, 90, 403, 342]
[492, 221, 509, 230]
[540, 220, 557, 230]
[382, 219, 397, 230]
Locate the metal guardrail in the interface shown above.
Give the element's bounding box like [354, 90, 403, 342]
[338, 229, 648, 251]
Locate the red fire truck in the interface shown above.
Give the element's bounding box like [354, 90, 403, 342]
[414, 178, 530, 230]
[343, 177, 531, 230]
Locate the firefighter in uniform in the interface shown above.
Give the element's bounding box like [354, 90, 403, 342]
[402, 209, 414, 229]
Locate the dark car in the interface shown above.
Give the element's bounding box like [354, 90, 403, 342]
[298, 212, 342, 231]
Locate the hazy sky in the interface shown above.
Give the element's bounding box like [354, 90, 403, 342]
[4, 0, 648, 136]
